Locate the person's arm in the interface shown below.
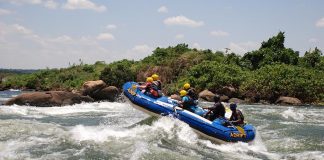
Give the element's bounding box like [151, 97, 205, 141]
[229, 111, 242, 123]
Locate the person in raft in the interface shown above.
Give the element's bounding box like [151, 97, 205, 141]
[151, 74, 163, 97]
[203, 95, 226, 121]
[183, 83, 198, 105]
[229, 103, 245, 126]
[179, 90, 205, 116]
[139, 77, 160, 98]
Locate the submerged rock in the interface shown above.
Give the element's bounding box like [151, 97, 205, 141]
[4, 91, 94, 107]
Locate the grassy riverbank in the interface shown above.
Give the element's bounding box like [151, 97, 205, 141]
[1, 32, 323, 104]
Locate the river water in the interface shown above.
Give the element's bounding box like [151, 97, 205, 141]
[0, 90, 323, 160]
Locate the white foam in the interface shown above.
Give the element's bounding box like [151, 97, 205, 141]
[70, 116, 198, 144]
[281, 108, 305, 121]
[0, 102, 131, 118]
[282, 151, 324, 160]
[199, 128, 281, 160]
[130, 141, 149, 160]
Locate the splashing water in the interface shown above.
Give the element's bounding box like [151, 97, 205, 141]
[0, 91, 323, 159]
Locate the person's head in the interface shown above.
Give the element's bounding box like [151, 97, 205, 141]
[183, 83, 190, 90]
[146, 77, 153, 83]
[180, 90, 187, 97]
[152, 74, 159, 81]
[230, 103, 237, 111]
[213, 95, 220, 102]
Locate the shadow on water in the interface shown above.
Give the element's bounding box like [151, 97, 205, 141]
[127, 116, 159, 128]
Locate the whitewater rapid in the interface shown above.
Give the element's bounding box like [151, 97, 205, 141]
[0, 98, 323, 159]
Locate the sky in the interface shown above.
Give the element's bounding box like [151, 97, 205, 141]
[0, 0, 323, 69]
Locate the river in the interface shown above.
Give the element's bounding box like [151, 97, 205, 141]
[0, 90, 323, 159]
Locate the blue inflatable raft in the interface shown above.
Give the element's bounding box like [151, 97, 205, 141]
[123, 82, 256, 143]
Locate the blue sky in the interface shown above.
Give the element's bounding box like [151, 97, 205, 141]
[0, 0, 323, 69]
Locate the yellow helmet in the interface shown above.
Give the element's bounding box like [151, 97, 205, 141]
[146, 77, 153, 82]
[180, 90, 187, 97]
[183, 83, 190, 90]
[152, 74, 159, 80]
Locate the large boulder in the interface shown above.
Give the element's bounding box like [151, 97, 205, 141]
[229, 98, 246, 104]
[81, 80, 106, 97]
[275, 96, 302, 105]
[81, 80, 119, 101]
[220, 95, 230, 102]
[4, 91, 94, 107]
[170, 94, 181, 101]
[216, 86, 237, 98]
[198, 89, 216, 102]
[92, 86, 120, 101]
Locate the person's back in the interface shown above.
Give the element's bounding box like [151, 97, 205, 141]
[229, 103, 244, 126]
[152, 74, 162, 97]
[180, 90, 195, 111]
[152, 74, 162, 90]
[139, 77, 159, 98]
[203, 95, 225, 121]
[183, 83, 198, 103]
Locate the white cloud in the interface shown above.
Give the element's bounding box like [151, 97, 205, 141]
[12, 24, 32, 34]
[210, 30, 229, 37]
[308, 38, 318, 43]
[175, 34, 184, 39]
[63, 0, 106, 12]
[316, 17, 324, 27]
[228, 41, 259, 55]
[158, 6, 168, 13]
[192, 43, 201, 49]
[5, 0, 59, 9]
[125, 44, 152, 60]
[0, 8, 12, 15]
[0, 23, 117, 69]
[131, 44, 151, 53]
[96, 33, 114, 40]
[44, 0, 58, 9]
[164, 15, 204, 27]
[106, 24, 117, 30]
[50, 35, 73, 43]
[7, 0, 42, 5]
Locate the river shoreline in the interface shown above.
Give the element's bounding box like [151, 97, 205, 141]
[1, 89, 323, 107]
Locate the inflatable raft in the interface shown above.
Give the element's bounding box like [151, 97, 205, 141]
[123, 82, 256, 143]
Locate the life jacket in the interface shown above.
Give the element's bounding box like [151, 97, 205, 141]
[230, 109, 244, 125]
[153, 80, 162, 90]
[187, 88, 198, 100]
[149, 82, 159, 98]
[182, 96, 196, 112]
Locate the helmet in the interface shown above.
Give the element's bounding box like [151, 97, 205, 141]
[146, 77, 153, 83]
[230, 103, 237, 110]
[213, 95, 220, 102]
[183, 83, 190, 90]
[180, 90, 187, 97]
[152, 74, 159, 80]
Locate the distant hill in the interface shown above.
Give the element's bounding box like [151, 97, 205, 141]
[0, 69, 39, 74]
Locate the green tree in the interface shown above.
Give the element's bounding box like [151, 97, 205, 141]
[301, 47, 322, 68]
[100, 59, 136, 87]
[241, 32, 299, 69]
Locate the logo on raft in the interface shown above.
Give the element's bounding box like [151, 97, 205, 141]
[127, 84, 137, 96]
[230, 132, 246, 138]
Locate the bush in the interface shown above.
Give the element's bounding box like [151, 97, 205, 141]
[100, 59, 136, 87]
[184, 61, 247, 92]
[240, 64, 324, 103]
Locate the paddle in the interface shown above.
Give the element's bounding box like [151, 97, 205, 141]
[227, 120, 245, 135]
